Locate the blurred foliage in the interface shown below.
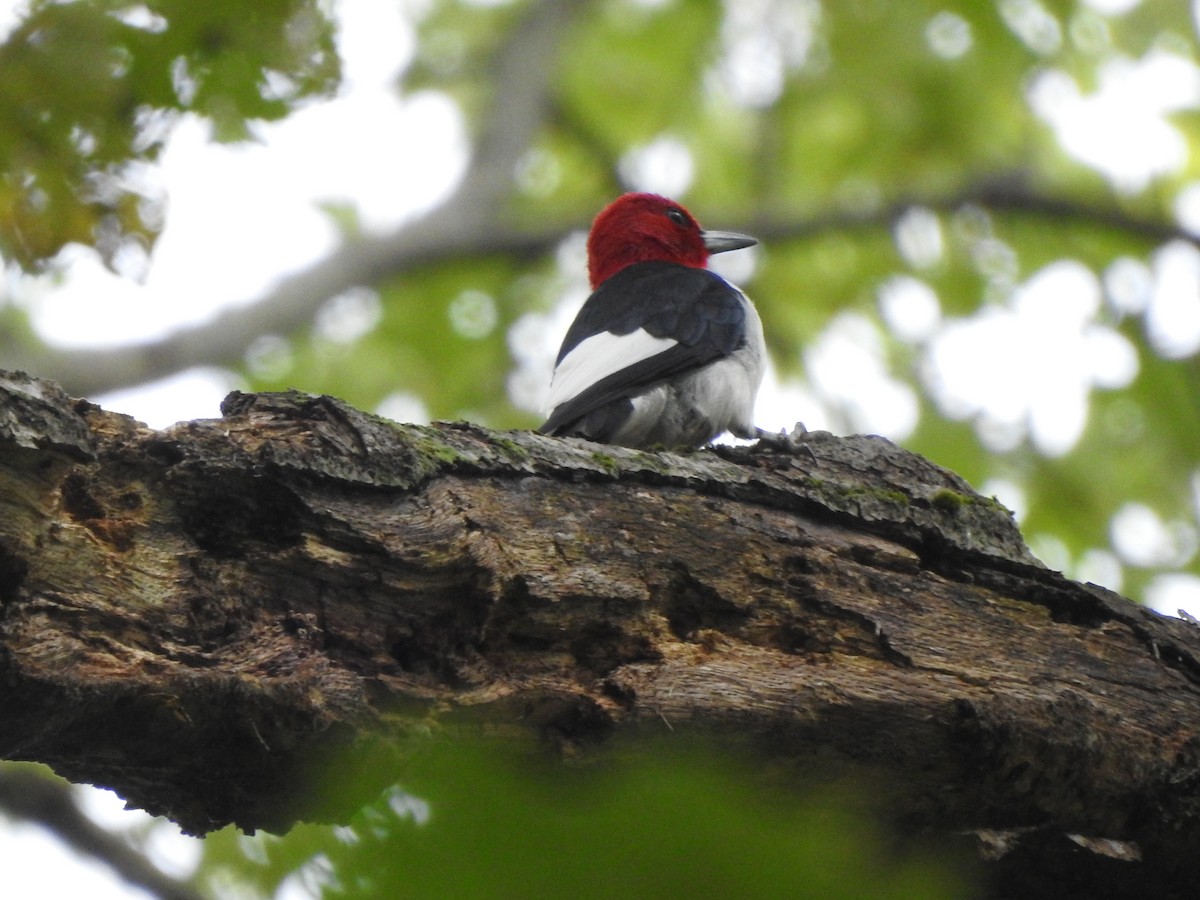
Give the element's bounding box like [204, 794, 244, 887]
[3, 0, 1200, 895]
[0, 0, 338, 268]
[198, 736, 974, 899]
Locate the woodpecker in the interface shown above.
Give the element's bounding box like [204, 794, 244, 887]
[539, 192, 765, 449]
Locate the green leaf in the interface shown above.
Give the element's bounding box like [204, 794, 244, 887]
[0, 0, 338, 269]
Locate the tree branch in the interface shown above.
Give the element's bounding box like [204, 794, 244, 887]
[9, 166, 1190, 399]
[0, 0, 587, 398]
[0, 766, 203, 900]
[1, 369, 1199, 898]
[748, 171, 1193, 247]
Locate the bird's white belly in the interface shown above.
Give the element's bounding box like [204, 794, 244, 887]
[616, 299, 765, 447]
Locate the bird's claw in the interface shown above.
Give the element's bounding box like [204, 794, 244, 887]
[753, 422, 817, 459]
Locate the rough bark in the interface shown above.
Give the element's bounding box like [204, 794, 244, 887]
[1, 370, 1198, 896]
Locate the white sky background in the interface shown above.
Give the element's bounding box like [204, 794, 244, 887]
[2, 0, 1200, 896]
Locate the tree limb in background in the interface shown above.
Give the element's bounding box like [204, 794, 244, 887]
[4, 165, 1191, 400]
[0, 766, 203, 900]
[0, 0, 587, 397]
[1, 369, 1198, 898]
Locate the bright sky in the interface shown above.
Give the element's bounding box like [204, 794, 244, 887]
[3, 0, 1200, 896]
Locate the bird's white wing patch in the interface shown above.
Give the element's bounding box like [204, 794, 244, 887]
[546, 329, 677, 413]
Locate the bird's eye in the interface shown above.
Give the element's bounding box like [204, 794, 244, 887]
[666, 208, 689, 227]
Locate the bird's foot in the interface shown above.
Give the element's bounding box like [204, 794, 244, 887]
[753, 422, 817, 459]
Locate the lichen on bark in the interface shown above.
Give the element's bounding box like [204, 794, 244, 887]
[1, 370, 1199, 899]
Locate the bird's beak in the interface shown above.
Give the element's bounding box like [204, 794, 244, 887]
[702, 230, 757, 254]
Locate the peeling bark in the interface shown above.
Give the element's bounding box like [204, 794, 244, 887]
[1, 370, 1199, 896]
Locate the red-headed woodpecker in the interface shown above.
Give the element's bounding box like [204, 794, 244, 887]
[539, 192, 765, 449]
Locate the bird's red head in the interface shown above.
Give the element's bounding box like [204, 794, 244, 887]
[586, 192, 754, 289]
